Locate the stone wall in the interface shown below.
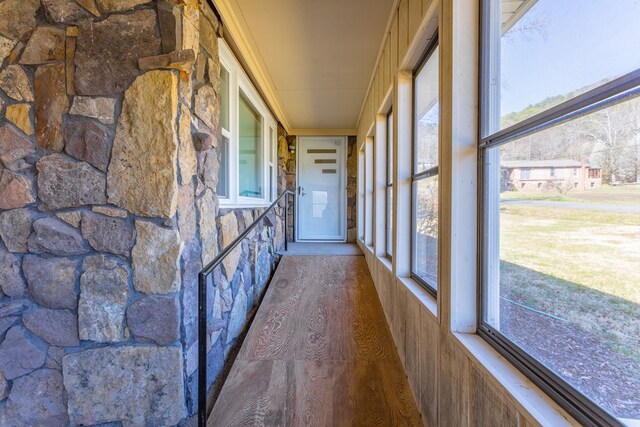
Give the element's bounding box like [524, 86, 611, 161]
[0, 1, 284, 425]
[277, 124, 296, 241]
[347, 135, 357, 242]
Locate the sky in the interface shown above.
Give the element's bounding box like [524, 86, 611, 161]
[500, 0, 640, 116]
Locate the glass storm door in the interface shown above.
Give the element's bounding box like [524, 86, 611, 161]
[297, 137, 346, 241]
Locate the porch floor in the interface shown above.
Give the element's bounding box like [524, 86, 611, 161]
[207, 253, 422, 426]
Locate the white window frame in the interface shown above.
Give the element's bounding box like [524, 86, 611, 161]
[219, 40, 277, 207]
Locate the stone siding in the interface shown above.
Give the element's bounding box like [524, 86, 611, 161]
[0, 1, 285, 425]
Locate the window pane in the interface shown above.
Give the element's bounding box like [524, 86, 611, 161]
[414, 46, 439, 174]
[386, 186, 393, 257]
[489, 0, 640, 133]
[239, 91, 263, 198]
[221, 67, 229, 131]
[217, 135, 230, 198]
[387, 111, 394, 183]
[483, 92, 640, 421]
[413, 176, 438, 287]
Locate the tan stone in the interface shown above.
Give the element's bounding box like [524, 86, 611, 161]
[6, 104, 33, 136]
[182, 0, 200, 53]
[219, 211, 241, 280]
[69, 96, 116, 125]
[177, 184, 195, 243]
[132, 221, 182, 294]
[0, 35, 17, 65]
[75, 0, 100, 16]
[178, 104, 196, 185]
[198, 6, 219, 58]
[194, 84, 218, 130]
[91, 206, 128, 218]
[197, 189, 218, 266]
[95, 0, 151, 13]
[0, 65, 34, 102]
[138, 49, 195, 72]
[0, 0, 39, 41]
[35, 64, 69, 151]
[56, 211, 82, 228]
[0, 170, 34, 209]
[107, 71, 179, 219]
[20, 27, 65, 65]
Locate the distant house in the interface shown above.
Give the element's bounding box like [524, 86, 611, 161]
[501, 159, 602, 191]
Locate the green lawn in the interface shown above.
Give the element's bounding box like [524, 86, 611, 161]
[502, 184, 640, 205]
[500, 203, 640, 360]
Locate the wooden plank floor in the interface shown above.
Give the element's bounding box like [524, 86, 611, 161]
[208, 255, 423, 427]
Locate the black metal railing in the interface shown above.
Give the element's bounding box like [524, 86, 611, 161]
[197, 190, 294, 427]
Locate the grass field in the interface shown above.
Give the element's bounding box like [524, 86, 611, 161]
[499, 193, 640, 361]
[502, 183, 640, 205]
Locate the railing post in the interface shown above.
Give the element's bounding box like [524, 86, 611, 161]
[284, 193, 288, 251]
[198, 271, 207, 427]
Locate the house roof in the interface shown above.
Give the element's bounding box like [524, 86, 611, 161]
[502, 159, 590, 168]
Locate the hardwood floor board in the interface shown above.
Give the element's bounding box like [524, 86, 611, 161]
[210, 255, 422, 426]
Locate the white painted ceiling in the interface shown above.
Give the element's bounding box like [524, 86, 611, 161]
[230, 0, 395, 131]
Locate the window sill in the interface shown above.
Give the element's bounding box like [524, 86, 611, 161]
[451, 332, 578, 427]
[398, 276, 438, 320]
[377, 255, 393, 272]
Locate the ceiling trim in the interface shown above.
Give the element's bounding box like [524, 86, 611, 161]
[290, 129, 357, 136]
[214, 0, 293, 133]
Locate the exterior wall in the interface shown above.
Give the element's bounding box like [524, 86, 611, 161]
[277, 125, 296, 241]
[346, 135, 358, 242]
[355, 0, 579, 426]
[0, 1, 284, 425]
[507, 166, 602, 191]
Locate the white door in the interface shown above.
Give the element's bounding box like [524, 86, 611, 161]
[297, 137, 346, 241]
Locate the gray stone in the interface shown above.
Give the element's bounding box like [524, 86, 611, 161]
[0, 248, 26, 297]
[227, 284, 247, 345]
[0, 0, 39, 41]
[197, 189, 218, 266]
[35, 64, 69, 151]
[63, 346, 185, 426]
[23, 255, 78, 309]
[0, 169, 35, 209]
[75, 9, 161, 95]
[0, 125, 35, 171]
[79, 256, 129, 342]
[0, 65, 33, 102]
[4, 369, 69, 426]
[28, 217, 88, 255]
[44, 346, 64, 370]
[107, 70, 179, 218]
[132, 221, 182, 294]
[81, 212, 135, 257]
[0, 302, 24, 318]
[23, 307, 79, 347]
[178, 183, 196, 243]
[95, 0, 151, 13]
[64, 119, 112, 172]
[20, 26, 66, 64]
[0, 372, 9, 401]
[0, 317, 19, 339]
[42, 0, 94, 23]
[181, 241, 201, 345]
[37, 154, 107, 209]
[69, 96, 117, 124]
[126, 295, 180, 345]
[0, 326, 47, 380]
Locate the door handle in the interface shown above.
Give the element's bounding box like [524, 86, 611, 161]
[298, 186, 306, 196]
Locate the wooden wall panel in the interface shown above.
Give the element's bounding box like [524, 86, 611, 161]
[420, 307, 438, 427]
[408, 0, 422, 43]
[470, 366, 518, 427]
[392, 279, 407, 365]
[390, 11, 399, 74]
[439, 335, 469, 426]
[385, 36, 392, 90]
[398, 0, 409, 62]
[404, 294, 421, 403]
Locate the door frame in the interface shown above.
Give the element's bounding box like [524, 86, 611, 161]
[295, 136, 348, 242]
